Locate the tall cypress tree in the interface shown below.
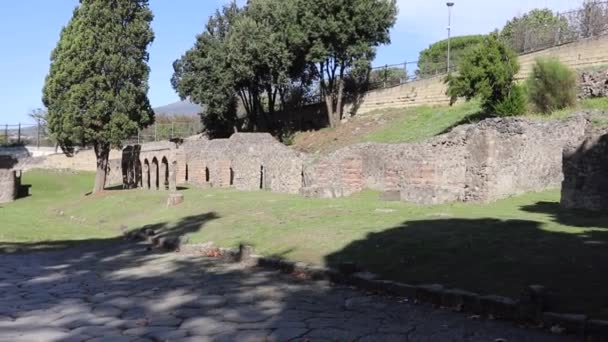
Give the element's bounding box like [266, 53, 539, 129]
[43, 0, 155, 193]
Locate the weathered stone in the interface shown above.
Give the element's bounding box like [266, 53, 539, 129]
[579, 70, 608, 99]
[441, 288, 480, 311]
[562, 133, 608, 211]
[416, 284, 445, 306]
[479, 295, 518, 320]
[166, 193, 184, 207]
[380, 190, 401, 202]
[542, 312, 587, 335]
[237, 244, 254, 263]
[518, 285, 546, 322]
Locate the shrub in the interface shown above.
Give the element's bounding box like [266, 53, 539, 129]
[527, 58, 577, 113]
[493, 84, 528, 116]
[446, 34, 521, 115]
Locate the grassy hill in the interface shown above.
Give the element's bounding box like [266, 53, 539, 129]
[292, 98, 608, 153]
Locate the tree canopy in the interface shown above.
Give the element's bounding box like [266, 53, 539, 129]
[43, 0, 155, 193]
[417, 35, 485, 77]
[500, 8, 569, 53]
[172, 0, 398, 133]
[446, 34, 521, 115]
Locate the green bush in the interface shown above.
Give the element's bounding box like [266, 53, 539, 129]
[446, 34, 521, 115]
[526, 58, 577, 113]
[493, 84, 528, 116]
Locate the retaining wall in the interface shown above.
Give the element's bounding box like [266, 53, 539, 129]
[348, 35, 608, 115]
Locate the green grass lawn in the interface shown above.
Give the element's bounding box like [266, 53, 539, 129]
[4, 169, 608, 317]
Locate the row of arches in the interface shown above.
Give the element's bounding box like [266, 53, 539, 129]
[141, 156, 174, 191]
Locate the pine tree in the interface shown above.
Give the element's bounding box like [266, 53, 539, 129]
[43, 0, 155, 193]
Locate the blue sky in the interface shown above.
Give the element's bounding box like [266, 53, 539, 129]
[0, 0, 583, 123]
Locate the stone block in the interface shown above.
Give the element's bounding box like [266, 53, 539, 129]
[478, 295, 518, 320]
[542, 312, 587, 335]
[415, 284, 444, 306]
[166, 193, 184, 207]
[237, 244, 254, 263]
[441, 289, 480, 312]
[380, 190, 401, 201]
[518, 285, 546, 322]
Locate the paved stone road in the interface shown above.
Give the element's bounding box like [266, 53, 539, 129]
[0, 241, 574, 342]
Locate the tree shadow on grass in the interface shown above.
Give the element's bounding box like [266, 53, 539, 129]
[0, 212, 219, 255]
[520, 201, 608, 229]
[0, 215, 575, 341]
[325, 218, 608, 318]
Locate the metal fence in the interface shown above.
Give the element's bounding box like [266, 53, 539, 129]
[363, 2, 608, 91]
[0, 123, 54, 148]
[124, 121, 203, 145]
[504, 1, 608, 54]
[1, 121, 203, 147]
[365, 61, 455, 90]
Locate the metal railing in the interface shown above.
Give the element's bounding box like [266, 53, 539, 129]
[0, 123, 53, 148]
[504, 1, 608, 54]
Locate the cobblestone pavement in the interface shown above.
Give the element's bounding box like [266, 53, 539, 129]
[0, 241, 574, 342]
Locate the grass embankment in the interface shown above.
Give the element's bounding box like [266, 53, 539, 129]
[4, 170, 608, 317]
[293, 97, 608, 152]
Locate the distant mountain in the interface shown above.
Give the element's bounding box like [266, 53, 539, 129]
[153, 100, 205, 116]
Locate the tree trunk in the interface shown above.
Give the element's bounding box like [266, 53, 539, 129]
[336, 75, 345, 122]
[324, 94, 337, 128]
[93, 144, 110, 194]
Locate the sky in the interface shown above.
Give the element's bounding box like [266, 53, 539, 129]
[0, 0, 585, 124]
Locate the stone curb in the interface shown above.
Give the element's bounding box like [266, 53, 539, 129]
[126, 234, 608, 340]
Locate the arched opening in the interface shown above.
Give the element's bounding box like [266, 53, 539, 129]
[151, 157, 159, 190]
[205, 167, 210, 183]
[185, 163, 189, 183]
[229, 167, 235, 186]
[143, 159, 150, 189]
[135, 159, 142, 188]
[260, 165, 265, 190]
[161, 157, 169, 190]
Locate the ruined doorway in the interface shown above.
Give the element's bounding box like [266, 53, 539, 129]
[151, 157, 159, 190]
[260, 165, 265, 190]
[161, 157, 169, 190]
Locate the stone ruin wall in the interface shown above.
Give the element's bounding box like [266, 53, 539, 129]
[301, 115, 589, 204]
[462, 116, 588, 203]
[111, 114, 593, 205]
[0, 156, 20, 204]
[183, 133, 303, 194]
[579, 69, 608, 99]
[561, 133, 608, 211]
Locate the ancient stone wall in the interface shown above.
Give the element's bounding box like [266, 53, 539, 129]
[183, 133, 304, 194]
[579, 69, 608, 99]
[107, 114, 593, 205]
[302, 115, 589, 204]
[41, 149, 123, 172]
[0, 156, 18, 204]
[463, 116, 588, 203]
[0, 169, 17, 204]
[561, 133, 608, 211]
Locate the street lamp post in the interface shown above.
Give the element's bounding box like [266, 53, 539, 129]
[447, 2, 455, 74]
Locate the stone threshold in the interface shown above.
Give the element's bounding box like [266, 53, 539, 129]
[126, 227, 608, 340]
